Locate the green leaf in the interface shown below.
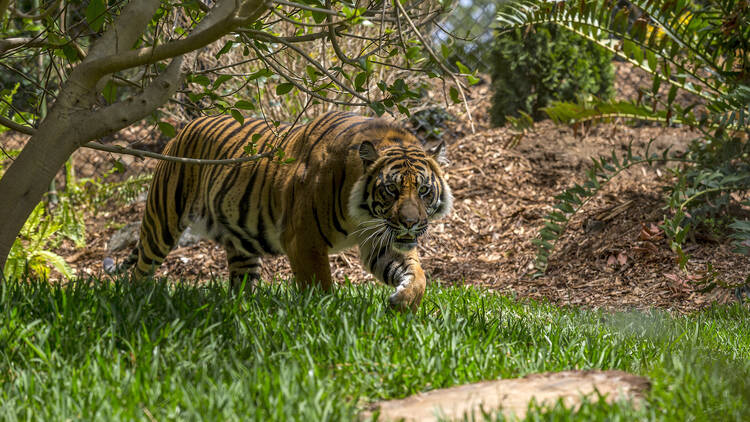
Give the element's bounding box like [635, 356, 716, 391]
[112, 159, 126, 173]
[369, 101, 386, 116]
[234, 100, 255, 110]
[354, 72, 368, 91]
[667, 85, 678, 105]
[396, 104, 410, 116]
[449, 87, 461, 104]
[215, 40, 234, 59]
[61, 44, 79, 62]
[441, 44, 451, 59]
[213, 74, 232, 89]
[276, 83, 294, 95]
[230, 109, 244, 125]
[248, 69, 273, 81]
[85, 0, 106, 32]
[405, 46, 422, 61]
[305, 65, 319, 83]
[32, 250, 74, 279]
[191, 75, 211, 87]
[455, 61, 471, 74]
[157, 122, 176, 138]
[646, 50, 657, 72]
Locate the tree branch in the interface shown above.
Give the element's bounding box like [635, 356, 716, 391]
[0, 37, 47, 54]
[0, 96, 281, 166]
[84, 141, 279, 165]
[248, 42, 367, 106]
[84, 0, 162, 62]
[235, 28, 331, 44]
[79, 57, 184, 142]
[326, 0, 358, 66]
[0, 115, 34, 136]
[81, 0, 269, 80]
[8, 0, 60, 20]
[244, 30, 371, 103]
[0, 0, 9, 24]
[271, 0, 340, 16]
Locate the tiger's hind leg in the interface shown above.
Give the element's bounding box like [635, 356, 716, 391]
[131, 175, 187, 279]
[132, 219, 184, 279]
[224, 242, 262, 292]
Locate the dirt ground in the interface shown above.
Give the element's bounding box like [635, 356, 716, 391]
[9, 62, 748, 313]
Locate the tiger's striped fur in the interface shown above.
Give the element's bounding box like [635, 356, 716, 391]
[120, 111, 452, 310]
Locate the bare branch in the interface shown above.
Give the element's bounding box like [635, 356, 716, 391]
[82, 0, 270, 80]
[0, 37, 47, 54]
[249, 42, 367, 106]
[271, 0, 340, 16]
[84, 141, 279, 166]
[8, 0, 60, 20]
[326, 0, 358, 66]
[244, 30, 371, 103]
[235, 28, 330, 44]
[0, 115, 34, 136]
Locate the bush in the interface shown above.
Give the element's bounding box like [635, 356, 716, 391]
[489, 25, 615, 126]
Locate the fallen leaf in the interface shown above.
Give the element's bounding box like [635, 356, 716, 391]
[617, 252, 627, 266]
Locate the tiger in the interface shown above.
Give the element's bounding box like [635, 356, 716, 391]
[115, 111, 453, 310]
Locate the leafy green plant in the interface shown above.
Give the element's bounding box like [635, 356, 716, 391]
[409, 107, 455, 140]
[497, 0, 750, 288]
[489, 24, 615, 126]
[0, 150, 153, 280]
[4, 203, 73, 280]
[70, 167, 153, 215]
[533, 140, 692, 274]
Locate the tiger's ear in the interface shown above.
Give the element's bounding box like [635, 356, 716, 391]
[359, 141, 379, 168]
[427, 140, 448, 166]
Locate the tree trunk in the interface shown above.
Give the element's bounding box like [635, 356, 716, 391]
[0, 128, 79, 272]
[0, 0, 269, 274]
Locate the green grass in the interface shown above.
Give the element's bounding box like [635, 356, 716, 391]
[0, 278, 749, 421]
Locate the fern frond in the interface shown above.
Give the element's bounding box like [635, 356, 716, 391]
[496, 0, 738, 109]
[533, 143, 695, 275]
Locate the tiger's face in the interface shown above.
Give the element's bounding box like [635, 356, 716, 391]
[350, 138, 453, 253]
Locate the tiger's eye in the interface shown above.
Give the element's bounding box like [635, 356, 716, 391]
[383, 183, 397, 196]
[419, 185, 431, 196]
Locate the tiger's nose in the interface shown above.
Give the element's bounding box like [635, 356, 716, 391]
[399, 204, 421, 233]
[403, 216, 419, 231]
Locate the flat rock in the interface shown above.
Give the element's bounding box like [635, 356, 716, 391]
[107, 222, 141, 253]
[361, 370, 650, 421]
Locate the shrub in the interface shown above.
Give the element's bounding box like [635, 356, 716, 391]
[489, 25, 615, 126]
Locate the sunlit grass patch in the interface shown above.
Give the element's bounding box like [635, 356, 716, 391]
[0, 277, 748, 420]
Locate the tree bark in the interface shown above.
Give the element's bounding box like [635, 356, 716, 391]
[0, 0, 269, 274]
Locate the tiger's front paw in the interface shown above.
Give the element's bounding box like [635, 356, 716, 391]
[387, 273, 426, 312]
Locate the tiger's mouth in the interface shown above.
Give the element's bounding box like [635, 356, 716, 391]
[393, 235, 417, 251]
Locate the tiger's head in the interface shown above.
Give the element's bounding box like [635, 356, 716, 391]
[349, 126, 453, 253]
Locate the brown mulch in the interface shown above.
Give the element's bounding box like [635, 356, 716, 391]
[11, 62, 748, 313]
